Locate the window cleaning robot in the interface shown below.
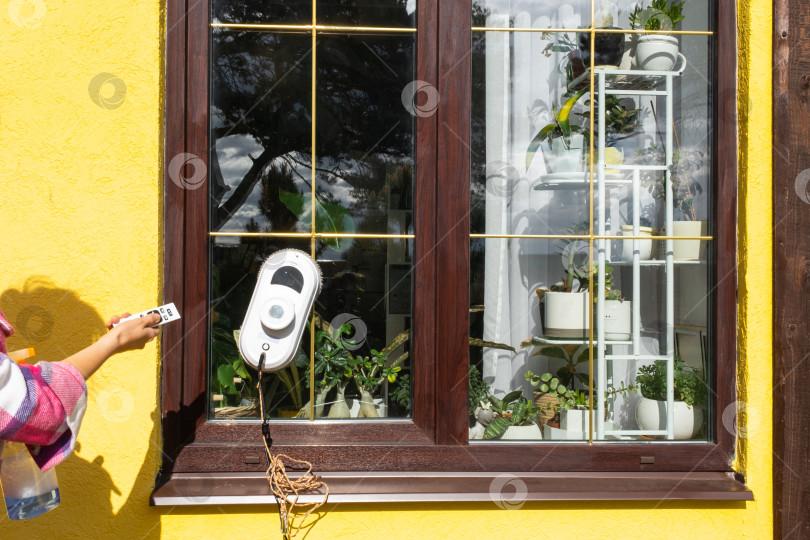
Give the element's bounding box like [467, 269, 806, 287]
[238, 248, 322, 372]
[236, 249, 327, 536]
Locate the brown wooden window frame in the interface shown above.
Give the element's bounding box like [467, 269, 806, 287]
[156, 0, 750, 502]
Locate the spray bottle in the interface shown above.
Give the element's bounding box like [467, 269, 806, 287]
[0, 348, 61, 520]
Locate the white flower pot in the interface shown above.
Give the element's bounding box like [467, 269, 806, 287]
[560, 408, 594, 433]
[501, 424, 543, 440]
[620, 225, 655, 261]
[671, 220, 707, 260]
[603, 300, 631, 341]
[549, 134, 585, 173]
[635, 396, 703, 439]
[544, 291, 589, 338]
[634, 35, 679, 71]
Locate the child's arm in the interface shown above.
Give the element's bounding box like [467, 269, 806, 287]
[61, 312, 161, 379]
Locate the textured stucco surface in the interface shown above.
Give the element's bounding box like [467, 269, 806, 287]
[0, 0, 772, 538]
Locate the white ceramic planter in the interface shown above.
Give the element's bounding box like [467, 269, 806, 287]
[544, 291, 589, 338]
[620, 225, 655, 261]
[635, 396, 703, 439]
[603, 300, 631, 341]
[549, 134, 585, 173]
[560, 408, 594, 433]
[634, 35, 679, 71]
[671, 220, 707, 260]
[501, 423, 543, 440]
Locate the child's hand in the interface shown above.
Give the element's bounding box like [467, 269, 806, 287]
[105, 313, 161, 354]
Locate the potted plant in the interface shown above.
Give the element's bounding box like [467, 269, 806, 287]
[535, 223, 591, 338]
[620, 216, 656, 261]
[524, 371, 572, 428]
[577, 95, 643, 173]
[541, 14, 625, 89]
[597, 263, 631, 341]
[629, 0, 685, 71]
[557, 388, 593, 433]
[297, 324, 353, 418]
[519, 341, 589, 390]
[349, 348, 400, 418]
[577, 12, 626, 69]
[482, 391, 542, 440]
[637, 144, 707, 260]
[526, 371, 593, 438]
[526, 89, 588, 173]
[635, 357, 707, 439]
[540, 32, 586, 85]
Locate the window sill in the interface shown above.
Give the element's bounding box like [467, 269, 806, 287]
[151, 471, 753, 505]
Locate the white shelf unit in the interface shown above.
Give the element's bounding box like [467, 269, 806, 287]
[532, 66, 687, 441]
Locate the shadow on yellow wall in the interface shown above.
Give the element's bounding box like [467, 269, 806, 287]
[0, 277, 163, 538]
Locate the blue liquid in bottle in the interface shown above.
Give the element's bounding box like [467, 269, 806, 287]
[1, 442, 61, 520]
[4, 488, 61, 520]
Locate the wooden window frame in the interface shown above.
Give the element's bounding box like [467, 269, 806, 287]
[157, 0, 748, 500]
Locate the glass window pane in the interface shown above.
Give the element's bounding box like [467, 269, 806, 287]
[317, 0, 415, 27]
[211, 30, 312, 233]
[209, 236, 312, 419]
[316, 34, 415, 235]
[212, 0, 311, 25]
[469, 20, 715, 443]
[209, 236, 413, 420]
[208, 18, 415, 422]
[313, 239, 412, 419]
[473, 0, 592, 30]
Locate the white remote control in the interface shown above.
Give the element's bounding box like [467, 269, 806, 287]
[111, 303, 181, 327]
[238, 249, 322, 372]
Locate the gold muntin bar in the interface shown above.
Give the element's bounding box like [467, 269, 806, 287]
[470, 234, 713, 240]
[211, 23, 416, 33]
[210, 232, 415, 239]
[471, 26, 712, 36]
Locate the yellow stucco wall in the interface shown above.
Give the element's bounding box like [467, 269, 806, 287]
[0, 0, 772, 538]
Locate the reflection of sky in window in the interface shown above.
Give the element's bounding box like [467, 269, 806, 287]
[214, 135, 372, 232]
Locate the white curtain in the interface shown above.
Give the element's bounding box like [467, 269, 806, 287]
[481, 8, 585, 398]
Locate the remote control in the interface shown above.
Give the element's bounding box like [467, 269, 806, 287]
[238, 249, 322, 372]
[111, 303, 181, 327]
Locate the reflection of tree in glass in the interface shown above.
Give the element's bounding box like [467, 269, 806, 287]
[210, 19, 414, 233]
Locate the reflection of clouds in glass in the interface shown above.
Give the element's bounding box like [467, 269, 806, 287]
[215, 135, 266, 231]
[476, 0, 590, 25]
[215, 135, 389, 232]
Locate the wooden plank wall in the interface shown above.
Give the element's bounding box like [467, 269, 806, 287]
[773, 0, 810, 537]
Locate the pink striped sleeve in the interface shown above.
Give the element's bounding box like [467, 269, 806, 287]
[0, 354, 87, 470]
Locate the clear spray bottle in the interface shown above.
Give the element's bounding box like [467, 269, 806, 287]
[0, 348, 61, 519]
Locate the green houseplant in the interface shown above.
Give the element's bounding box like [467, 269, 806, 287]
[349, 348, 400, 418]
[519, 341, 589, 389]
[635, 357, 707, 439]
[629, 0, 686, 71]
[526, 89, 588, 173]
[577, 95, 643, 172]
[523, 371, 573, 427]
[297, 323, 353, 418]
[482, 391, 542, 440]
[535, 227, 627, 340]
